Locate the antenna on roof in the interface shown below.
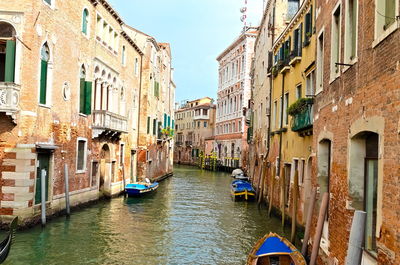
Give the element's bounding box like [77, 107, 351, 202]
[240, 0, 248, 30]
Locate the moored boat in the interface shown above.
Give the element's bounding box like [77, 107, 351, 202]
[125, 178, 159, 196]
[230, 179, 255, 200]
[0, 216, 18, 264]
[247, 232, 306, 265]
[231, 169, 249, 181]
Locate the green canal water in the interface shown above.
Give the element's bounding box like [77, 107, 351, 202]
[5, 165, 291, 265]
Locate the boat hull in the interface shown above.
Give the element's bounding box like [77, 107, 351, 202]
[125, 182, 159, 197]
[247, 232, 306, 265]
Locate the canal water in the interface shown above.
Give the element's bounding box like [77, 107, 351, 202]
[5, 165, 291, 265]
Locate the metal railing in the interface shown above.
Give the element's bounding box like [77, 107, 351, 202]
[291, 103, 313, 132]
[0, 82, 20, 113]
[92, 110, 128, 133]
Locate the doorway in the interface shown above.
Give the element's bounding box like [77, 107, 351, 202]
[35, 152, 51, 205]
[99, 144, 111, 193]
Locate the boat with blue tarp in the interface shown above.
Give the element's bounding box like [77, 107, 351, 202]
[247, 232, 306, 265]
[230, 179, 255, 200]
[125, 178, 159, 196]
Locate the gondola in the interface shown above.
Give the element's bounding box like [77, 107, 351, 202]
[0, 216, 18, 264]
[230, 179, 255, 200]
[125, 178, 159, 196]
[247, 232, 306, 265]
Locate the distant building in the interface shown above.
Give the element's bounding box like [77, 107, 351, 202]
[124, 26, 175, 182]
[174, 97, 216, 165]
[215, 27, 257, 170]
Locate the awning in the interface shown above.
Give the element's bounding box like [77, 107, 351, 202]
[36, 143, 59, 151]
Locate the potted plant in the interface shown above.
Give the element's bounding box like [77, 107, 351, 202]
[288, 97, 314, 116]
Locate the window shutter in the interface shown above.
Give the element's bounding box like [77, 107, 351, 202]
[172, 120, 175, 135]
[80, 78, 85, 113]
[82, 10, 88, 34]
[164, 113, 167, 128]
[40, 60, 48, 105]
[5, 40, 16, 82]
[299, 23, 303, 56]
[168, 115, 171, 127]
[147, 117, 150, 134]
[309, 6, 313, 34]
[153, 119, 156, 135]
[85, 81, 92, 115]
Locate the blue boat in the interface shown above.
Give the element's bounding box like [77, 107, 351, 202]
[230, 179, 255, 200]
[247, 232, 306, 265]
[125, 179, 159, 196]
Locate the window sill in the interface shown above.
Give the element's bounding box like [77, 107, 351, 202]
[81, 32, 90, 40]
[42, 0, 55, 10]
[79, 113, 88, 118]
[39, 104, 51, 109]
[76, 170, 87, 174]
[342, 57, 358, 73]
[372, 23, 399, 48]
[329, 73, 340, 84]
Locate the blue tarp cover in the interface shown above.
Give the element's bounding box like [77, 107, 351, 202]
[255, 236, 293, 256]
[231, 180, 255, 192]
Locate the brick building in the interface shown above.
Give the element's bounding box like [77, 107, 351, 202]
[174, 97, 216, 165]
[215, 27, 257, 170]
[310, 0, 400, 264]
[124, 26, 175, 182]
[0, 0, 172, 225]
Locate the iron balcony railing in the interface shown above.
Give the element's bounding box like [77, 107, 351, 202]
[291, 103, 313, 132]
[0, 82, 20, 114]
[92, 110, 128, 133]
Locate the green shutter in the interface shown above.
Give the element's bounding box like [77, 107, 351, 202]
[82, 10, 88, 34]
[85, 81, 92, 115]
[309, 6, 313, 34]
[5, 40, 16, 82]
[164, 113, 167, 128]
[40, 60, 48, 104]
[168, 115, 171, 127]
[147, 117, 150, 134]
[172, 120, 175, 135]
[79, 78, 85, 113]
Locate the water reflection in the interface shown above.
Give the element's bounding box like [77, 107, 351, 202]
[5, 165, 291, 265]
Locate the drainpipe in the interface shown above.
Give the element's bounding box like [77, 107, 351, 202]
[136, 53, 144, 182]
[279, 72, 285, 227]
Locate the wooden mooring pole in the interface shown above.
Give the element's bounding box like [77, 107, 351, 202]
[41, 169, 46, 226]
[64, 164, 70, 217]
[268, 166, 276, 217]
[301, 187, 317, 256]
[290, 170, 299, 243]
[309, 192, 329, 265]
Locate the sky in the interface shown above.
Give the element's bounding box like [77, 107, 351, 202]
[108, 0, 264, 105]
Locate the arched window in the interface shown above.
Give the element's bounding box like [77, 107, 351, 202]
[0, 22, 17, 82]
[39, 43, 50, 104]
[134, 58, 139, 76]
[82, 9, 89, 35]
[122, 46, 126, 65]
[79, 65, 92, 114]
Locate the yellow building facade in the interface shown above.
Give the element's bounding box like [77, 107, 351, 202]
[268, 0, 316, 225]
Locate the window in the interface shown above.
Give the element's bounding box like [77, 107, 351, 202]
[293, 24, 302, 57]
[76, 139, 87, 172]
[349, 132, 379, 254]
[153, 119, 157, 135]
[0, 22, 16, 82]
[134, 58, 139, 76]
[43, 0, 53, 6]
[39, 43, 50, 105]
[82, 9, 89, 35]
[287, 0, 299, 20]
[122, 46, 126, 65]
[306, 71, 315, 97]
[304, 6, 313, 46]
[331, 5, 341, 78]
[316, 31, 324, 93]
[154, 81, 160, 98]
[79, 65, 92, 115]
[238, 120, 242, 132]
[374, 0, 397, 45]
[296, 84, 302, 99]
[96, 15, 102, 38]
[273, 100, 277, 129]
[345, 0, 358, 62]
[120, 144, 124, 166]
[147, 117, 150, 134]
[283, 93, 289, 126]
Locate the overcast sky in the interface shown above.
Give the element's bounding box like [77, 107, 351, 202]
[108, 0, 264, 105]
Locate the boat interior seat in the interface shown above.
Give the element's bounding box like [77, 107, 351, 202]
[256, 255, 294, 265]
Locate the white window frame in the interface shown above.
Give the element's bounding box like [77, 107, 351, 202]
[344, 0, 358, 65]
[330, 2, 342, 82]
[283, 93, 289, 126]
[76, 137, 88, 173]
[38, 41, 53, 108]
[316, 28, 325, 95]
[373, 0, 399, 48]
[119, 143, 125, 167]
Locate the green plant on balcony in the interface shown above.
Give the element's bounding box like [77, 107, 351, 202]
[272, 66, 279, 77]
[161, 126, 174, 138]
[288, 98, 314, 132]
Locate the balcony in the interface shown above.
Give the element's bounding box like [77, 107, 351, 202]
[291, 102, 313, 133]
[92, 110, 128, 138]
[193, 114, 209, 120]
[289, 49, 302, 66]
[185, 141, 192, 146]
[0, 82, 20, 123]
[175, 141, 183, 146]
